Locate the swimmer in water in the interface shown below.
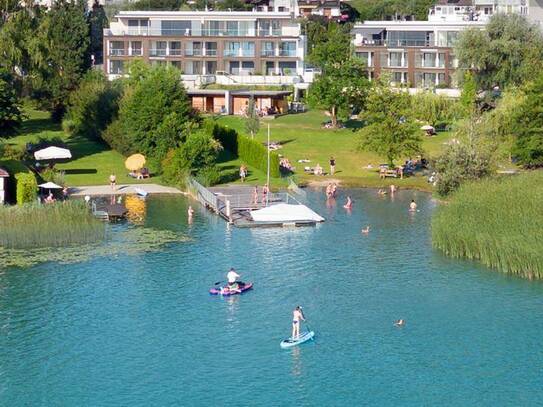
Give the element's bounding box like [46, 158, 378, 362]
[378, 189, 387, 196]
[394, 319, 405, 327]
[343, 196, 353, 209]
[409, 199, 417, 212]
[361, 226, 370, 234]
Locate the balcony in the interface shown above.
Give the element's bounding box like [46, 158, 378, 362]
[204, 49, 217, 56]
[356, 39, 432, 47]
[185, 49, 202, 56]
[130, 49, 143, 56]
[261, 50, 276, 57]
[169, 49, 183, 56]
[149, 49, 167, 57]
[109, 49, 125, 56]
[258, 29, 282, 37]
[278, 50, 296, 57]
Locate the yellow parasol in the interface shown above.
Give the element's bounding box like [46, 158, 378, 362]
[125, 154, 146, 171]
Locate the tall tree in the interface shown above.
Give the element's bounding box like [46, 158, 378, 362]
[88, 1, 108, 65]
[244, 96, 260, 139]
[0, 68, 23, 136]
[307, 58, 370, 127]
[30, 0, 90, 120]
[307, 22, 351, 69]
[459, 70, 477, 115]
[358, 79, 422, 166]
[455, 13, 543, 89]
[512, 72, 543, 167]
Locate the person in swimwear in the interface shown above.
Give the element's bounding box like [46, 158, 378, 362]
[361, 225, 370, 234]
[394, 319, 405, 327]
[409, 199, 417, 212]
[343, 196, 353, 209]
[292, 306, 306, 339]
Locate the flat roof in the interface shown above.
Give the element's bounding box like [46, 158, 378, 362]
[0, 168, 9, 177]
[353, 20, 486, 30]
[187, 89, 227, 96]
[116, 10, 294, 19]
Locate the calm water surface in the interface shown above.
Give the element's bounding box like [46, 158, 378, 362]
[1, 189, 542, 406]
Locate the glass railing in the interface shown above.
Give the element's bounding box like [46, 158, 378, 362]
[261, 50, 275, 56]
[204, 49, 217, 56]
[223, 50, 239, 57]
[149, 49, 167, 57]
[185, 49, 202, 56]
[130, 49, 142, 56]
[241, 50, 255, 57]
[169, 49, 183, 56]
[279, 50, 296, 57]
[109, 49, 125, 56]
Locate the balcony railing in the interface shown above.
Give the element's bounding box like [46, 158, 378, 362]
[279, 50, 296, 57]
[106, 27, 295, 38]
[130, 49, 143, 56]
[109, 49, 125, 56]
[258, 29, 282, 37]
[204, 49, 218, 56]
[185, 49, 202, 56]
[357, 39, 432, 47]
[149, 49, 167, 57]
[169, 49, 183, 56]
[261, 50, 275, 57]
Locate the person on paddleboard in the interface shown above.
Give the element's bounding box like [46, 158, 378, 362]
[292, 306, 306, 339]
[226, 268, 242, 290]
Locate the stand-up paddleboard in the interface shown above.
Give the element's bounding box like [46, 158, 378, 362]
[209, 282, 253, 296]
[280, 330, 315, 349]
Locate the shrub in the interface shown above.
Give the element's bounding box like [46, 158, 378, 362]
[65, 70, 122, 140]
[196, 165, 221, 186]
[1, 144, 26, 161]
[40, 168, 65, 186]
[15, 172, 37, 205]
[211, 123, 280, 177]
[410, 92, 463, 128]
[102, 119, 132, 155]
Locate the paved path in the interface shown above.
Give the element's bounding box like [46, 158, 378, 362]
[69, 184, 184, 197]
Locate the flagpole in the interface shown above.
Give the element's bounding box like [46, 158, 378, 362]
[266, 123, 270, 206]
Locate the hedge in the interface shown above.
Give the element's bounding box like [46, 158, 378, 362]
[16, 172, 38, 205]
[211, 123, 280, 178]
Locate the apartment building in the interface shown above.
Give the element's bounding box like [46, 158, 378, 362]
[352, 0, 543, 88]
[103, 11, 306, 80]
[250, 0, 342, 19]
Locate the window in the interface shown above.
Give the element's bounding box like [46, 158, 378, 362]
[388, 31, 426, 47]
[205, 61, 217, 74]
[438, 53, 445, 68]
[388, 52, 404, 68]
[205, 42, 217, 56]
[225, 42, 240, 57]
[226, 21, 238, 36]
[241, 42, 255, 57]
[169, 41, 182, 56]
[186, 42, 202, 56]
[171, 61, 182, 71]
[109, 41, 124, 56]
[229, 61, 240, 74]
[128, 19, 148, 35]
[421, 52, 436, 68]
[279, 41, 296, 57]
[265, 61, 275, 75]
[278, 61, 296, 75]
[437, 31, 458, 47]
[161, 20, 191, 35]
[150, 41, 167, 57]
[110, 60, 124, 74]
[390, 71, 407, 84]
[185, 61, 202, 75]
[130, 41, 142, 56]
[355, 51, 372, 67]
[261, 42, 275, 56]
[241, 61, 255, 74]
[204, 21, 221, 36]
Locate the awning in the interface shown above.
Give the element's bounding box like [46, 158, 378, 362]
[251, 203, 324, 223]
[34, 146, 72, 160]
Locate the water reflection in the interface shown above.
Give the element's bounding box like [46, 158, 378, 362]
[125, 195, 147, 225]
[290, 346, 302, 377]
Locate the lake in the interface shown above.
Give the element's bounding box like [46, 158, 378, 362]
[1, 189, 542, 406]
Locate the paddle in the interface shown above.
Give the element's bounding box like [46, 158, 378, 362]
[214, 281, 222, 285]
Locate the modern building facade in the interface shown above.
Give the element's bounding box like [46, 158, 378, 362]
[352, 0, 543, 88]
[103, 11, 307, 81]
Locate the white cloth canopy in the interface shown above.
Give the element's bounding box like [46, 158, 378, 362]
[34, 146, 72, 160]
[420, 125, 435, 131]
[38, 182, 62, 189]
[251, 203, 325, 223]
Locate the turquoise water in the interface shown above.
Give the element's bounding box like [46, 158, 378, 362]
[1, 189, 543, 406]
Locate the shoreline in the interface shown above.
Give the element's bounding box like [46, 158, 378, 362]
[68, 183, 185, 197]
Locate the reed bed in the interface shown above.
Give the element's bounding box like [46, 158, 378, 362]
[0, 201, 105, 249]
[432, 171, 543, 279]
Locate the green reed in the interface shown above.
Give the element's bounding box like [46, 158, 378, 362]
[432, 171, 543, 279]
[0, 201, 105, 249]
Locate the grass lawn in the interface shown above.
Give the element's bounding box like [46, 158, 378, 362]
[4, 106, 158, 186]
[216, 110, 454, 191]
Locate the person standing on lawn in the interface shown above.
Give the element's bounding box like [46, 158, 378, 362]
[329, 156, 336, 175]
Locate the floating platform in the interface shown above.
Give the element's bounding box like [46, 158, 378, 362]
[189, 180, 324, 228]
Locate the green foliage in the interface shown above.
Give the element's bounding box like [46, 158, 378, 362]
[0, 69, 23, 136]
[433, 124, 494, 196]
[0, 200, 105, 249]
[238, 134, 280, 178]
[102, 119, 130, 154]
[455, 14, 543, 89]
[30, 0, 91, 119]
[459, 71, 477, 114]
[432, 171, 543, 279]
[307, 58, 370, 127]
[65, 70, 121, 140]
[308, 22, 351, 69]
[40, 167, 66, 186]
[351, 0, 436, 21]
[511, 73, 543, 167]
[195, 165, 221, 187]
[88, 1, 108, 63]
[410, 92, 462, 128]
[116, 64, 198, 164]
[244, 97, 260, 138]
[0, 144, 25, 160]
[15, 172, 37, 205]
[359, 82, 422, 166]
[161, 130, 222, 187]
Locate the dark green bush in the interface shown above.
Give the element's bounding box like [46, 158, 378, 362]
[16, 172, 37, 205]
[102, 119, 132, 155]
[196, 165, 221, 186]
[210, 123, 280, 177]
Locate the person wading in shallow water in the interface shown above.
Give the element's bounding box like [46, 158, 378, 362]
[292, 306, 306, 339]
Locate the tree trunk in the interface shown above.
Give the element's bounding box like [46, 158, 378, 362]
[331, 106, 337, 128]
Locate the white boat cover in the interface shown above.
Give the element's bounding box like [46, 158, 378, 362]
[251, 203, 324, 223]
[34, 146, 72, 160]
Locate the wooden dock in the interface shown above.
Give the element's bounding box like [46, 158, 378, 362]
[188, 179, 320, 228]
